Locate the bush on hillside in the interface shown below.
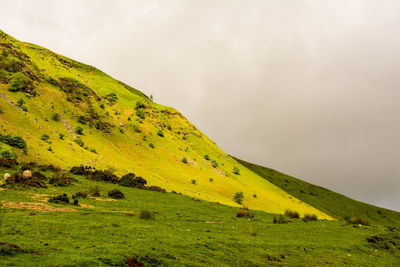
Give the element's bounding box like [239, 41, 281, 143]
[49, 172, 76, 187]
[108, 189, 125, 199]
[139, 209, 153, 220]
[87, 186, 101, 197]
[236, 207, 252, 218]
[285, 210, 300, 219]
[157, 130, 164, 137]
[211, 160, 219, 168]
[75, 126, 84, 135]
[233, 166, 240, 175]
[48, 193, 69, 204]
[204, 154, 210, 160]
[89, 170, 119, 183]
[233, 191, 244, 205]
[0, 134, 27, 151]
[136, 109, 145, 119]
[41, 134, 50, 141]
[7, 72, 32, 93]
[182, 157, 188, 164]
[303, 214, 318, 222]
[73, 138, 84, 147]
[273, 215, 288, 224]
[345, 217, 369, 225]
[146, 185, 166, 193]
[119, 173, 147, 188]
[51, 113, 60, 121]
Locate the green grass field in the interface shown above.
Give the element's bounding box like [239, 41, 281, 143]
[0, 165, 399, 266]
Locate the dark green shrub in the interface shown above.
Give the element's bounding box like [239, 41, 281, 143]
[106, 92, 118, 103]
[0, 134, 27, 151]
[236, 207, 251, 218]
[108, 189, 125, 199]
[212, 160, 218, 168]
[89, 170, 119, 183]
[346, 217, 369, 225]
[73, 199, 79, 205]
[89, 148, 97, 154]
[157, 130, 164, 137]
[209, 178, 213, 183]
[48, 193, 69, 204]
[73, 191, 88, 198]
[139, 209, 153, 220]
[78, 116, 86, 124]
[8, 72, 31, 92]
[146, 186, 166, 192]
[135, 101, 145, 109]
[182, 157, 188, 164]
[0, 158, 17, 168]
[49, 172, 75, 187]
[204, 154, 210, 160]
[303, 214, 318, 222]
[233, 191, 244, 205]
[59, 133, 64, 140]
[273, 215, 288, 224]
[87, 186, 101, 197]
[0, 243, 23, 256]
[41, 134, 50, 141]
[51, 113, 60, 121]
[119, 173, 147, 188]
[253, 194, 257, 198]
[136, 109, 145, 119]
[75, 126, 84, 135]
[149, 143, 155, 149]
[191, 179, 196, 185]
[74, 138, 84, 147]
[233, 166, 240, 175]
[285, 210, 300, 219]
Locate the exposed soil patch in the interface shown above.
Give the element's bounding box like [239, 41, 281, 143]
[94, 197, 116, 202]
[1, 201, 78, 212]
[79, 204, 95, 209]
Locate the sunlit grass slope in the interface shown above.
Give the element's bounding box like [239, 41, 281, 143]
[0, 30, 332, 218]
[235, 157, 400, 226]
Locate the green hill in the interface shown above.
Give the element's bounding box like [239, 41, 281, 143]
[235, 157, 400, 226]
[0, 29, 331, 218]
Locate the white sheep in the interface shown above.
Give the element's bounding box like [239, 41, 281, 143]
[4, 173, 10, 182]
[23, 170, 32, 179]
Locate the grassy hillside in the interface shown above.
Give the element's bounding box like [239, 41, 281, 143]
[0, 29, 331, 218]
[235, 157, 400, 226]
[1, 163, 399, 266]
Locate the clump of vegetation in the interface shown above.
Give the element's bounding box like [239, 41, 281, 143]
[16, 98, 28, 111]
[204, 154, 210, 160]
[233, 191, 244, 205]
[73, 138, 84, 147]
[4, 171, 47, 188]
[191, 179, 196, 185]
[0, 242, 24, 256]
[59, 133, 64, 140]
[253, 194, 257, 198]
[233, 166, 240, 175]
[41, 134, 50, 141]
[135, 101, 145, 109]
[73, 191, 88, 198]
[119, 173, 147, 188]
[105, 92, 118, 103]
[209, 178, 213, 183]
[87, 186, 101, 197]
[78, 115, 86, 124]
[8, 72, 33, 93]
[136, 109, 145, 119]
[303, 214, 318, 222]
[236, 207, 252, 218]
[89, 170, 119, 183]
[249, 227, 257, 236]
[182, 157, 188, 164]
[0, 144, 17, 160]
[285, 210, 300, 219]
[49, 172, 75, 187]
[0, 134, 27, 152]
[211, 160, 219, 168]
[75, 126, 84, 135]
[58, 77, 97, 102]
[345, 216, 369, 225]
[146, 186, 166, 193]
[51, 113, 60, 121]
[108, 189, 125, 199]
[48, 193, 69, 204]
[273, 215, 288, 224]
[157, 130, 164, 137]
[139, 209, 153, 220]
[149, 143, 155, 149]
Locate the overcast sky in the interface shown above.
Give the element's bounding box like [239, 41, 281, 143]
[1, 0, 399, 211]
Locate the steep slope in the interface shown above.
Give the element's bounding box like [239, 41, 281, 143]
[235, 157, 400, 226]
[0, 30, 332, 218]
